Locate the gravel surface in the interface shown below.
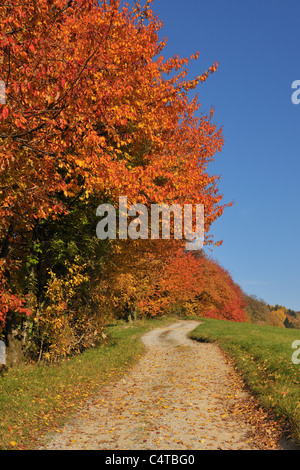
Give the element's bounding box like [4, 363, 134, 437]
[39, 321, 292, 450]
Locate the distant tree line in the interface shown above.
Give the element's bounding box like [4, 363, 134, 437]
[243, 294, 300, 329]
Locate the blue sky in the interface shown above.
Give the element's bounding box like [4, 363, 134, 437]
[124, 1, 300, 310]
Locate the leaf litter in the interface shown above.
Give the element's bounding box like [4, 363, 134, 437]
[40, 321, 293, 450]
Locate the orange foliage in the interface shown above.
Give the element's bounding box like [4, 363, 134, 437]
[0, 0, 243, 360]
[0, 0, 225, 230]
[103, 242, 246, 323]
[0, 0, 229, 328]
[0, 260, 30, 326]
[160, 250, 247, 321]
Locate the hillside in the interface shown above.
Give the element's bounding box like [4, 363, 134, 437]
[243, 293, 300, 329]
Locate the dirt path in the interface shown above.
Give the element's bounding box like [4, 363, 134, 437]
[40, 321, 290, 450]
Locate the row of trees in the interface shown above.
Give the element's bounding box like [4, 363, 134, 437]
[243, 294, 300, 329]
[0, 0, 247, 364]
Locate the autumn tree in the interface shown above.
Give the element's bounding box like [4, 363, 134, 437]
[159, 250, 246, 321]
[0, 0, 230, 360]
[243, 294, 271, 325]
[103, 243, 247, 323]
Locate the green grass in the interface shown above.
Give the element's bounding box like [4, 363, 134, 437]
[2, 315, 299, 449]
[189, 317, 300, 443]
[0, 316, 175, 450]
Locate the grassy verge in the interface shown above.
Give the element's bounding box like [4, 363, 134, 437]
[189, 317, 300, 443]
[0, 316, 175, 450]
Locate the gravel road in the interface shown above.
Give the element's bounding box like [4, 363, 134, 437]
[39, 320, 292, 450]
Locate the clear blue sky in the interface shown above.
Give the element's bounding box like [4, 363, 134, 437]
[124, 0, 300, 311]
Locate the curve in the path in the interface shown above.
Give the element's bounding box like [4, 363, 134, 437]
[40, 321, 287, 450]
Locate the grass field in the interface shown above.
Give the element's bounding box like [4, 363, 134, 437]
[0, 316, 174, 450]
[1, 315, 299, 449]
[189, 318, 300, 443]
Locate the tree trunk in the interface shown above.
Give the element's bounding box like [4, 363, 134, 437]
[4, 311, 24, 366]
